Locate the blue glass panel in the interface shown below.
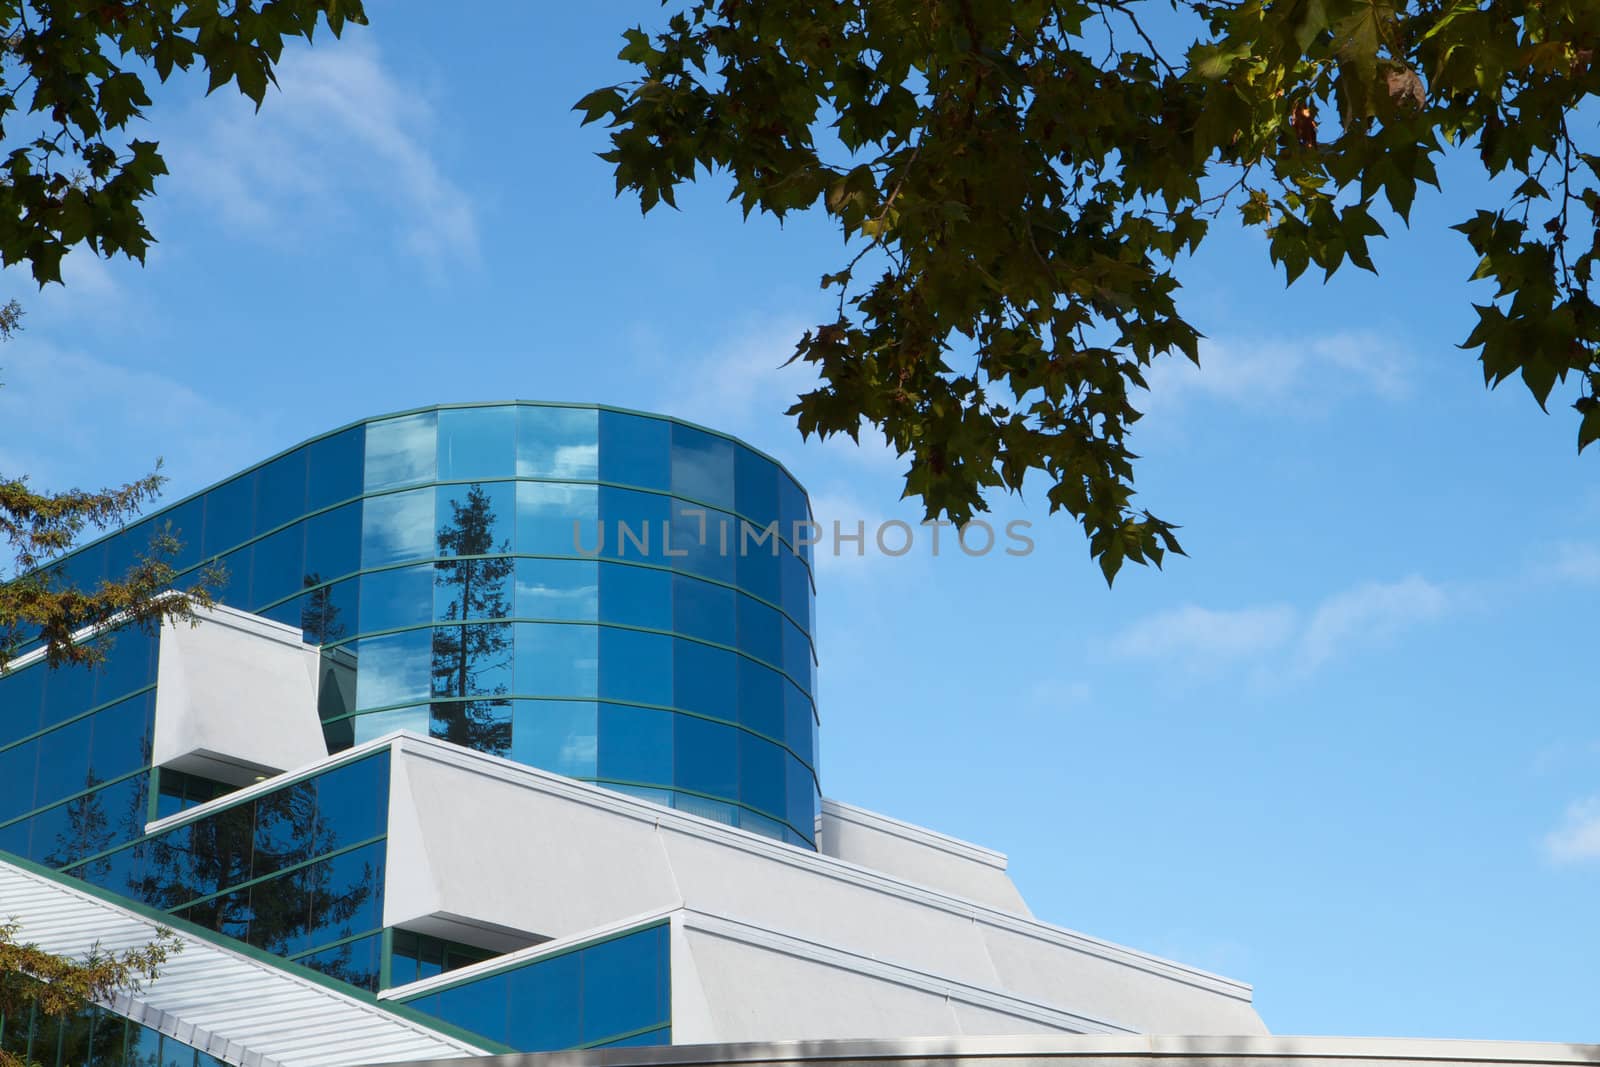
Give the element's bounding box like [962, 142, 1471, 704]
[249, 522, 306, 608]
[364, 412, 437, 492]
[362, 489, 435, 569]
[599, 411, 669, 491]
[430, 695, 512, 756]
[0, 739, 38, 818]
[307, 425, 364, 511]
[302, 578, 357, 645]
[506, 950, 579, 1051]
[600, 488, 668, 564]
[436, 974, 508, 1045]
[93, 629, 157, 707]
[303, 501, 362, 584]
[159, 498, 205, 573]
[667, 503, 735, 583]
[352, 705, 428, 744]
[88, 693, 153, 783]
[266, 589, 307, 634]
[786, 753, 817, 835]
[433, 623, 511, 698]
[735, 534, 781, 605]
[306, 841, 385, 946]
[734, 446, 781, 531]
[359, 564, 433, 634]
[211, 546, 252, 608]
[778, 474, 812, 562]
[129, 1024, 161, 1067]
[57, 541, 108, 599]
[439, 407, 515, 481]
[596, 703, 672, 786]
[518, 481, 599, 557]
[72, 774, 147, 863]
[737, 807, 787, 843]
[255, 449, 309, 535]
[783, 682, 814, 767]
[202, 476, 256, 559]
[736, 658, 784, 741]
[517, 406, 598, 480]
[515, 558, 598, 621]
[513, 624, 598, 698]
[672, 640, 737, 722]
[511, 700, 598, 778]
[353, 629, 431, 709]
[0, 814, 29, 856]
[0, 664, 44, 742]
[35, 715, 93, 802]
[673, 715, 737, 799]
[41, 661, 96, 729]
[252, 779, 317, 879]
[28, 797, 73, 863]
[436, 482, 513, 558]
[739, 732, 785, 817]
[598, 563, 670, 630]
[672, 574, 734, 647]
[673, 791, 736, 827]
[297, 932, 381, 993]
[435, 559, 516, 622]
[670, 424, 735, 511]
[596, 1027, 671, 1049]
[315, 753, 390, 846]
[597, 628, 672, 706]
[736, 594, 782, 668]
[782, 618, 813, 693]
[779, 549, 812, 633]
[581, 929, 662, 1043]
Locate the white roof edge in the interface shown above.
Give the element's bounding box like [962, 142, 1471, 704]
[820, 797, 1009, 870]
[393, 735, 1256, 1001]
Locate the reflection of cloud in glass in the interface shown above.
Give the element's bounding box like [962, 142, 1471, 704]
[515, 576, 599, 619]
[517, 481, 598, 555]
[361, 488, 435, 567]
[354, 630, 431, 708]
[363, 412, 437, 491]
[547, 442, 599, 479]
[517, 407, 598, 480]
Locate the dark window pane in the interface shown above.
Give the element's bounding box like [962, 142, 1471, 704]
[297, 932, 381, 992]
[673, 575, 734, 647]
[302, 577, 357, 646]
[672, 640, 736, 722]
[359, 565, 433, 634]
[305, 841, 385, 947]
[518, 481, 598, 557]
[314, 754, 389, 847]
[736, 594, 783, 669]
[597, 703, 672, 786]
[430, 697, 512, 757]
[159, 498, 205, 573]
[506, 950, 579, 1051]
[0, 663, 44, 743]
[307, 426, 365, 511]
[436, 974, 509, 1046]
[35, 715, 93, 803]
[779, 549, 812, 634]
[673, 715, 737, 799]
[734, 446, 781, 531]
[93, 629, 157, 707]
[778, 475, 812, 563]
[599, 412, 669, 491]
[364, 412, 437, 492]
[668, 502, 735, 584]
[255, 449, 309, 535]
[430, 623, 513, 699]
[598, 563, 670, 630]
[514, 624, 598, 698]
[511, 700, 597, 777]
[739, 732, 785, 817]
[600, 489, 668, 564]
[0, 738, 38, 819]
[439, 407, 515, 482]
[303, 501, 362, 585]
[670, 424, 735, 511]
[88, 693, 153, 783]
[786, 753, 818, 835]
[202, 476, 256, 559]
[518, 406, 598, 480]
[598, 628, 671, 706]
[41, 661, 96, 728]
[249, 522, 307, 608]
[737, 658, 784, 741]
[252, 779, 317, 879]
[246, 866, 311, 955]
[783, 682, 814, 767]
[783, 618, 813, 694]
[515, 558, 598, 621]
[362, 489, 435, 568]
[735, 535, 781, 606]
[581, 930, 661, 1042]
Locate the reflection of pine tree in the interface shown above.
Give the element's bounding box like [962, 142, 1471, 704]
[300, 573, 348, 644]
[430, 485, 512, 756]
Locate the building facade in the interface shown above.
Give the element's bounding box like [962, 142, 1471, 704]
[5, 402, 1578, 1067]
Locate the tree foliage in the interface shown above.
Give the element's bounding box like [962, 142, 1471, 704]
[0, 0, 367, 670]
[580, 0, 1600, 581]
[0, 918, 177, 1067]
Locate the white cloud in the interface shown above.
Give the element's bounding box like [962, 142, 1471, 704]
[1296, 575, 1452, 672]
[167, 36, 476, 267]
[1544, 797, 1600, 864]
[1540, 542, 1600, 584]
[1108, 574, 1454, 679]
[1141, 331, 1411, 418]
[1109, 602, 1297, 665]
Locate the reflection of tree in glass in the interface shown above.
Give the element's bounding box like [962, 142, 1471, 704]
[430, 485, 512, 756]
[300, 573, 348, 644]
[132, 783, 372, 959]
[44, 771, 146, 874]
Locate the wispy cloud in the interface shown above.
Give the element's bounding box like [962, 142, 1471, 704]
[1141, 331, 1412, 419]
[1543, 797, 1600, 865]
[1108, 574, 1455, 679]
[167, 36, 476, 267]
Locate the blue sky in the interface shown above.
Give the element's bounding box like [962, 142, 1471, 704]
[2, 3, 1596, 1043]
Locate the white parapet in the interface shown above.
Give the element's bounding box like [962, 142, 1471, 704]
[152, 605, 329, 785]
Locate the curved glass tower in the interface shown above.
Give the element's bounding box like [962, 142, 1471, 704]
[11, 403, 819, 848]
